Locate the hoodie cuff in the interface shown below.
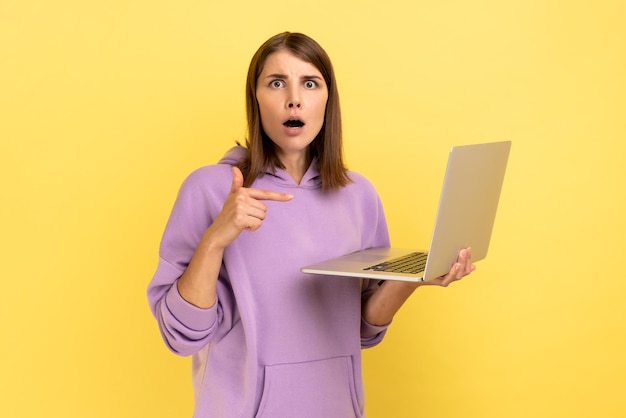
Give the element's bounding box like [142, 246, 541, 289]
[164, 282, 219, 332]
[360, 317, 391, 348]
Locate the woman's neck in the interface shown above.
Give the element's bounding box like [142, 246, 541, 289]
[278, 150, 311, 185]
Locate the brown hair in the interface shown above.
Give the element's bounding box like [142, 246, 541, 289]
[237, 32, 350, 190]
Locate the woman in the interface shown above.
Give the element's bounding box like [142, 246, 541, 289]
[147, 32, 474, 418]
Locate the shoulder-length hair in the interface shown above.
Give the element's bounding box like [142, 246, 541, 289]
[237, 32, 350, 190]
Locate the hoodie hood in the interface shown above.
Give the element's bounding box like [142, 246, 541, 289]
[218, 146, 322, 189]
[218, 145, 248, 165]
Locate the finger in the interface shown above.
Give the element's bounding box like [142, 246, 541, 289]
[230, 166, 244, 194]
[460, 247, 475, 275]
[457, 247, 469, 263]
[447, 263, 463, 283]
[244, 203, 269, 221]
[247, 187, 294, 202]
[441, 262, 464, 284]
[243, 217, 263, 231]
[453, 248, 469, 276]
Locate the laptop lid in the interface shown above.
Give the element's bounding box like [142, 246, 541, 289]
[421, 140, 511, 280]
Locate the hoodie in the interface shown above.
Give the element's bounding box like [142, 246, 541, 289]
[147, 146, 391, 418]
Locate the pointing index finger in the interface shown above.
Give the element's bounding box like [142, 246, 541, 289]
[247, 187, 293, 202]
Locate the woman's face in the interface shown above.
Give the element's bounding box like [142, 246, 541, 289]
[256, 50, 328, 161]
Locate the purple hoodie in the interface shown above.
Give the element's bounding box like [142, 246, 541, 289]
[147, 146, 391, 417]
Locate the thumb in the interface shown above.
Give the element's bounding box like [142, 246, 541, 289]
[230, 166, 244, 194]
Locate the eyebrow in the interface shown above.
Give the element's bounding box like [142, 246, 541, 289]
[263, 73, 324, 81]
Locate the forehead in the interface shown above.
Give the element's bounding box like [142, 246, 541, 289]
[259, 50, 323, 77]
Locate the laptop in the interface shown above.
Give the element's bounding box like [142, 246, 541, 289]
[301, 141, 511, 282]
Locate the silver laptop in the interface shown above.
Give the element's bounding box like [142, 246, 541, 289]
[301, 141, 511, 282]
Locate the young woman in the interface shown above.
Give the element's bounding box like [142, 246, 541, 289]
[147, 32, 474, 418]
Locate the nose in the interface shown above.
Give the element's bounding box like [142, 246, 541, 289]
[287, 87, 301, 109]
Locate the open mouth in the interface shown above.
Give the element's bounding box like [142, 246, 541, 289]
[283, 119, 305, 128]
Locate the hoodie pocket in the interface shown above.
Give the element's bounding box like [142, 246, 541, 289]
[255, 356, 362, 418]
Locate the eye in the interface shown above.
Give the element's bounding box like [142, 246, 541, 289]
[270, 80, 285, 88]
[304, 80, 317, 89]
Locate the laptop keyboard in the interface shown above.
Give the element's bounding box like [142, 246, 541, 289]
[363, 252, 428, 275]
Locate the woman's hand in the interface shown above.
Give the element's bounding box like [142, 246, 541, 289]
[205, 166, 294, 250]
[421, 247, 476, 287]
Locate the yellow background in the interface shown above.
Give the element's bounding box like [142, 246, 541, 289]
[2, 1, 625, 417]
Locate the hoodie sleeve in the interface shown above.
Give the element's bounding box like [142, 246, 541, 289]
[147, 166, 237, 356]
[359, 187, 392, 348]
